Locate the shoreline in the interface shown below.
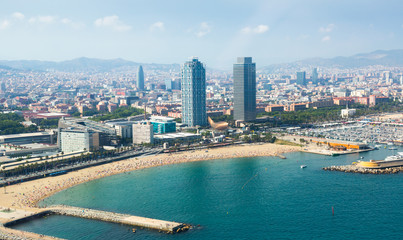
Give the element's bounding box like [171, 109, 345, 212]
[0, 143, 300, 217]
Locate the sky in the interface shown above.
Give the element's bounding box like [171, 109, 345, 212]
[0, 0, 402, 69]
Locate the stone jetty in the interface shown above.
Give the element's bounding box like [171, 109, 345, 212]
[0, 205, 190, 239]
[323, 165, 403, 174]
[49, 205, 190, 233]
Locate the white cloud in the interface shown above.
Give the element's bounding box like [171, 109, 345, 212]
[1, 13, 84, 30]
[0, 20, 10, 29]
[150, 21, 164, 31]
[61, 18, 85, 29]
[29, 15, 56, 24]
[322, 36, 331, 42]
[319, 24, 335, 33]
[241, 24, 269, 34]
[61, 18, 72, 24]
[94, 15, 131, 32]
[196, 22, 211, 37]
[254, 25, 269, 33]
[12, 12, 24, 20]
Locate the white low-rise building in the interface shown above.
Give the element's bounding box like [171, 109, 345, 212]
[341, 108, 356, 118]
[60, 129, 99, 153]
[133, 122, 154, 144]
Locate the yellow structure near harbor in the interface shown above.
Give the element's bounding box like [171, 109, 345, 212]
[356, 160, 380, 168]
[311, 139, 367, 150]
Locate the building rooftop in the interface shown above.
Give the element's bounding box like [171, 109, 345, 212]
[0, 132, 52, 140]
[150, 115, 175, 122]
[236, 57, 253, 64]
[37, 112, 70, 117]
[154, 132, 200, 139]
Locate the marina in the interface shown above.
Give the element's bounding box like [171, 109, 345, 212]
[289, 121, 403, 145]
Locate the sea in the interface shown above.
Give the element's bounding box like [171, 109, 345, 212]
[11, 146, 403, 239]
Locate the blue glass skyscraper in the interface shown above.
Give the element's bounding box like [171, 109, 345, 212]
[312, 68, 318, 84]
[297, 71, 306, 85]
[181, 58, 207, 127]
[234, 57, 256, 121]
[137, 65, 144, 90]
[165, 79, 172, 90]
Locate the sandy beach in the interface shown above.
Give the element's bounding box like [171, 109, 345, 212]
[0, 143, 300, 218]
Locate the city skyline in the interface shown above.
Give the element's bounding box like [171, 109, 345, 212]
[0, 0, 402, 69]
[0, 1, 402, 239]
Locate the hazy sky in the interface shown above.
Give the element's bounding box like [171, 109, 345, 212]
[0, 0, 402, 69]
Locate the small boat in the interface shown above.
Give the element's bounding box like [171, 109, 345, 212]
[300, 165, 307, 169]
[388, 147, 398, 150]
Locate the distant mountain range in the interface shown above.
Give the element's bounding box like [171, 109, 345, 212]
[0, 57, 180, 73]
[0, 49, 402, 73]
[260, 49, 403, 73]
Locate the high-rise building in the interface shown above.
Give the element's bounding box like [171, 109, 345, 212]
[165, 79, 172, 90]
[312, 68, 318, 84]
[137, 65, 144, 90]
[233, 57, 256, 121]
[172, 78, 181, 90]
[0, 81, 6, 93]
[181, 58, 207, 127]
[297, 71, 306, 85]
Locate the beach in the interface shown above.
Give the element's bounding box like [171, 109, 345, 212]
[0, 143, 300, 222]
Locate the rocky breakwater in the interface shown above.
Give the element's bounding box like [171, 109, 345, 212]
[49, 205, 191, 233]
[323, 165, 403, 174]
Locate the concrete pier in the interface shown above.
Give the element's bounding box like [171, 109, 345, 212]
[302, 148, 373, 156]
[48, 205, 190, 233]
[0, 205, 190, 239]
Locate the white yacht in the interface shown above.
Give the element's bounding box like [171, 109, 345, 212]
[384, 152, 403, 162]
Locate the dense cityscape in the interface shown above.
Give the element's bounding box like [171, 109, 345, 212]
[0, 0, 402, 239]
[0, 54, 400, 184]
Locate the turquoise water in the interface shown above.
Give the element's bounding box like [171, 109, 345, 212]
[12, 147, 403, 239]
